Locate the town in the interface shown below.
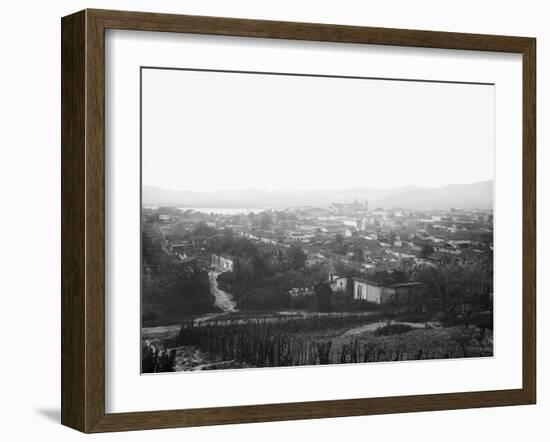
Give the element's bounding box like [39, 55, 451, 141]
[141, 201, 494, 372]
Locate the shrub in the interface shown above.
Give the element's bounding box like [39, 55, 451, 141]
[396, 312, 432, 323]
[374, 323, 415, 336]
[470, 312, 493, 330]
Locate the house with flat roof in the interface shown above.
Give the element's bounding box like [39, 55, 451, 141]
[353, 278, 422, 304]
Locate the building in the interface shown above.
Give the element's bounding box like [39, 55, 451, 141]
[168, 241, 193, 254]
[353, 278, 422, 304]
[288, 286, 315, 297]
[329, 274, 352, 294]
[259, 236, 278, 246]
[287, 232, 315, 243]
[211, 253, 234, 272]
[239, 231, 259, 241]
[353, 279, 386, 303]
[360, 217, 376, 230]
[320, 223, 345, 235]
[192, 236, 208, 247]
[344, 227, 356, 237]
[305, 253, 326, 268]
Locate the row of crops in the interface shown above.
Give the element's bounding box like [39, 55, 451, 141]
[173, 315, 483, 368]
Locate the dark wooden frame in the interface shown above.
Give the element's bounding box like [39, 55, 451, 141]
[61, 8, 536, 433]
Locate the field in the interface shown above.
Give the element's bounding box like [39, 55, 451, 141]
[142, 312, 493, 372]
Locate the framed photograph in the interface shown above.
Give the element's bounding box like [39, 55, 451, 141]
[61, 9, 536, 433]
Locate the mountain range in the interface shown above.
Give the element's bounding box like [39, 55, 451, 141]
[143, 180, 493, 210]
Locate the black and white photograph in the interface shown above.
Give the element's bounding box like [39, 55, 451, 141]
[140, 67, 494, 374]
[1, 0, 543, 438]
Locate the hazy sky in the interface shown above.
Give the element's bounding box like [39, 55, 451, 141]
[142, 68, 494, 192]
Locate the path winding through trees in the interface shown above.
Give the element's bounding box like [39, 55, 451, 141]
[209, 270, 237, 313]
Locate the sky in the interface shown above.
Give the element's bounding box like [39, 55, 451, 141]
[142, 68, 494, 192]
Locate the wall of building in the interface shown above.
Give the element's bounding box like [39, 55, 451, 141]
[354, 280, 384, 303]
[211, 254, 234, 271]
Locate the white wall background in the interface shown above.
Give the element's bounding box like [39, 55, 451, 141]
[0, 0, 546, 440]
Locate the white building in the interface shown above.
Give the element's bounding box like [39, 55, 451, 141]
[211, 253, 234, 272]
[353, 278, 422, 304]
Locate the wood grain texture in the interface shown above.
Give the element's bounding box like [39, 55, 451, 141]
[89, 8, 533, 52]
[61, 10, 86, 432]
[60, 9, 537, 433]
[85, 9, 107, 433]
[522, 38, 536, 403]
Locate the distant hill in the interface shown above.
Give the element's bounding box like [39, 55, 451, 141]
[142, 180, 493, 210]
[380, 181, 493, 210]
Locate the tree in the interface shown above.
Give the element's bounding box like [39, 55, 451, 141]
[371, 270, 407, 285]
[399, 258, 415, 274]
[260, 212, 273, 230]
[455, 262, 492, 328]
[353, 246, 365, 263]
[287, 246, 307, 270]
[156, 206, 180, 216]
[315, 282, 333, 312]
[251, 254, 271, 278]
[167, 222, 191, 241]
[192, 222, 216, 237]
[218, 228, 235, 250]
[419, 244, 434, 258]
[415, 261, 491, 327]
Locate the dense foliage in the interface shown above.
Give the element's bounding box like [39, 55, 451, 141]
[141, 223, 217, 326]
